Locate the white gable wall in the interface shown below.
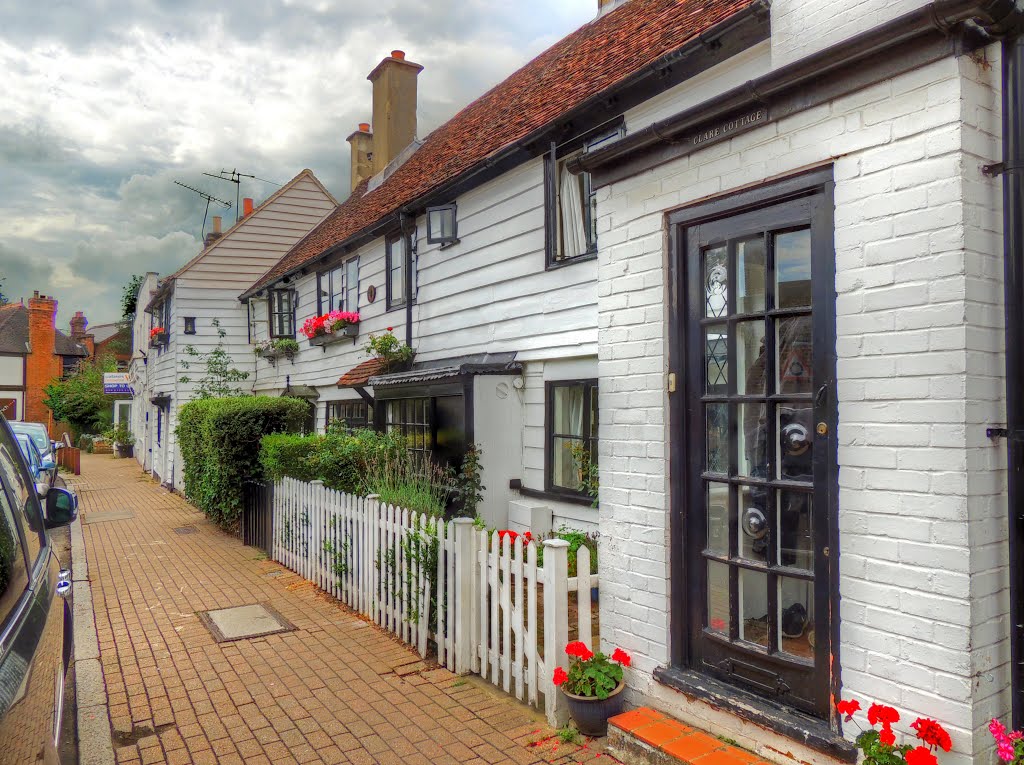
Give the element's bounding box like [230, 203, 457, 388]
[596, 46, 1006, 765]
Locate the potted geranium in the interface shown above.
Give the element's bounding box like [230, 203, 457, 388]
[149, 326, 168, 348]
[552, 642, 629, 737]
[107, 422, 135, 459]
[836, 698, 953, 765]
[302, 310, 360, 347]
[989, 718, 1023, 764]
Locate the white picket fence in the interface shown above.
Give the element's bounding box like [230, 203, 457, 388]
[271, 476, 598, 725]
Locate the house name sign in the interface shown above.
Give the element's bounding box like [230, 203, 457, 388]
[689, 108, 768, 147]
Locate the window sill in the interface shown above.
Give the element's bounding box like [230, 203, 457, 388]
[545, 251, 597, 272]
[509, 479, 596, 508]
[653, 666, 855, 762]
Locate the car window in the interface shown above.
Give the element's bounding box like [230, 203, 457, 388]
[0, 435, 44, 569]
[0, 473, 29, 629]
[14, 425, 48, 453]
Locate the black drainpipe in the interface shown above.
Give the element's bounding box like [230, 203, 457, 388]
[1001, 29, 1024, 729]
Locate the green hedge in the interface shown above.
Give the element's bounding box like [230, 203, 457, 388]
[260, 428, 407, 495]
[176, 396, 308, 527]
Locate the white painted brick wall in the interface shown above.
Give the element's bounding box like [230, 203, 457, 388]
[598, 45, 1007, 765]
[771, 0, 932, 67]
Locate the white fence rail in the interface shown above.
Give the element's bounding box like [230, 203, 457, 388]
[271, 477, 598, 725]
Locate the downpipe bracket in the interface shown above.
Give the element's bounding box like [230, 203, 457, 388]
[982, 160, 1024, 176]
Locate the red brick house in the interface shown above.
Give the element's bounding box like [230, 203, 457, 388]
[0, 292, 89, 428]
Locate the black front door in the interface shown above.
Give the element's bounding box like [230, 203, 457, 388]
[674, 177, 836, 718]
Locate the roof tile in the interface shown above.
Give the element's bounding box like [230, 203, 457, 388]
[337, 358, 387, 388]
[245, 0, 753, 296]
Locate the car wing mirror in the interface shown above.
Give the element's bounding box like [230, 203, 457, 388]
[44, 487, 77, 529]
[41, 458, 56, 470]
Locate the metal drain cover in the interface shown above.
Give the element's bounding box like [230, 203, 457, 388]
[172, 526, 197, 535]
[198, 604, 293, 643]
[83, 510, 135, 524]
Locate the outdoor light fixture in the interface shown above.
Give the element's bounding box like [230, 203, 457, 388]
[426, 202, 459, 247]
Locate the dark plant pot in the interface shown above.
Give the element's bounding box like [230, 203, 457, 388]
[149, 333, 168, 348]
[308, 325, 358, 348]
[562, 681, 625, 737]
[113, 444, 133, 459]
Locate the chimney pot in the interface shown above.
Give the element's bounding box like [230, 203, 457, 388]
[33, 290, 39, 298]
[359, 122, 371, 133]
[243, 198, 254, 216]
[391, 50, 405, 60]
[212, 216, 222, 233]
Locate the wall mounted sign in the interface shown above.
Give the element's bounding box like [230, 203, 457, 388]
[103, 372, 134, 395]
[366, 284, 377, 304]
[688, 108, 769, 148]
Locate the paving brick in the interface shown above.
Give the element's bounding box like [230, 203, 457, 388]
[75, 454, 607, 765]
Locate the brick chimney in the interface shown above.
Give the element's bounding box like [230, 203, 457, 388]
[25, 291, 59, 427]
[205, 216, 224, 247]
[597, 0, 628, 15]
[70, 310, 87, 339]
[367, 50, 423, 174]
[347, 123, 374, 192]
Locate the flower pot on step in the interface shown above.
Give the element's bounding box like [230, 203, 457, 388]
[561, 681, 626, 737]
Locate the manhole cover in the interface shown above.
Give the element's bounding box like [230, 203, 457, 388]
[198, 604, 294, 643]
[172, 526, 197, 535]
[83, 510, 135, 524]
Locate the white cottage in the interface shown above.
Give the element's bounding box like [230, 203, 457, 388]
[132, 171, 336, 487]
[561, 0, 1023, 764]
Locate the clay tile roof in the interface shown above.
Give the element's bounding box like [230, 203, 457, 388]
[337, 358, 386, 388]
[243, 0, 754, 297]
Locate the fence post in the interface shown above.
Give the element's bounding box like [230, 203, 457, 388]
[542, 538, 570, 728]
[453, 518, 475, 675]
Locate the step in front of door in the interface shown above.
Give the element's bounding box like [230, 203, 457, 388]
[607, 708, 772, 765]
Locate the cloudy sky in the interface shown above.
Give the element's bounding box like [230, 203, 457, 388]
[0, 0, 595, 328]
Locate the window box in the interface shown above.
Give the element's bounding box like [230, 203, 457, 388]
[149, 332, 168, 348]
[308, 323, 359, 347]
[254, 339, 300, 365]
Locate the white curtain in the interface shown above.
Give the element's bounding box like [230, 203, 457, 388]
[553, 386, 585, 489]
[558, 162, 587, 260]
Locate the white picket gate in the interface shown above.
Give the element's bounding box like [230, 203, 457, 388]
[270, 477, 598, 726]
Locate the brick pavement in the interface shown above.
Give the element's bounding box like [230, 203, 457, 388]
[73, 454, 617, 765]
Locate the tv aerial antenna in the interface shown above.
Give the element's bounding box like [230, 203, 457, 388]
[173, 180, 232, 240]
[203, 169, 281, 221]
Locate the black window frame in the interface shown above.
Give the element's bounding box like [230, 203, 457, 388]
[156, 406, 162, 447]
[386, 234, 404, 310]
[544, 379, 598, 500]
[325, 400, 370, 432]
[426, 202, 459, 247]
[269, 289, 295, 338]
[183, 317, 196, 335]
[544, 144, 599, 269]
[317, 257, 360, 315]
[384, 397, 431, 458]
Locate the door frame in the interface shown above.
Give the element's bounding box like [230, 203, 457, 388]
[665, 166, 840, 720]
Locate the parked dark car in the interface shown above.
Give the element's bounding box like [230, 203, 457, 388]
[0, 413, 77, 765]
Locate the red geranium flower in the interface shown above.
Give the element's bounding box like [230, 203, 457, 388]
[836, 699, 861, 722]
[497, 530, 519, 543]
[386, 327, 393, 332]
[565, 641, 594, 661]
[879, 727, 896, 747]
[906, 747, 939, 765]
[912, 718, 952, 752]
[868, 703, 900, 727]
[552, 667, 568, 686]
[611, 648, 631, 667]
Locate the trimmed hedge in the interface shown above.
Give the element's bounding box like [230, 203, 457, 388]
[176, 396, 308, 527]
[260, 428, 407, 495]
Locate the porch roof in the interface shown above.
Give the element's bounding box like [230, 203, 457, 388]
[368, 353, 520, 388]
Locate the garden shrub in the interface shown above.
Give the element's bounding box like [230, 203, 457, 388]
[177, 396, 308, 528]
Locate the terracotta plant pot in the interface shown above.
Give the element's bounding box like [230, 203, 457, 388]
[561, 681, 625, 737]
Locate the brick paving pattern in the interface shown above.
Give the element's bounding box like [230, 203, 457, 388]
[74, 454, 616, 765]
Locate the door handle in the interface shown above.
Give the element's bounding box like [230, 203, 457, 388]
[814, 384, 828, 408]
